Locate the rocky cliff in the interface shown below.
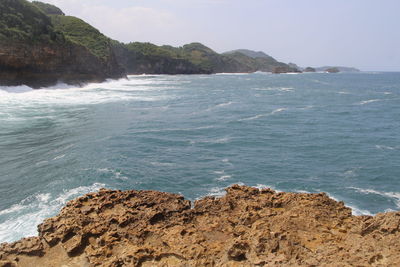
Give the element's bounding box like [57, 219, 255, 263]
[1, 185, 399, 266]
[0, 0, 125, 88]
[0, 0, 302, 87]
[223, 49, 301, 73]
[0, 39, 124, 88]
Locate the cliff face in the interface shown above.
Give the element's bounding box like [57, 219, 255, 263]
[0, 0, 125, 88]
[111, 43, 209, 75]
[223, 49, 301, 73]
[0, 40, 124, 88]
[0, 0, 301, 87]
[1, 185, 399, 266]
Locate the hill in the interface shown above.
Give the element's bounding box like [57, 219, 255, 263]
[224, 49, 300, 73]
[315, 66, 360, 72]
[0, 0, 302, 87]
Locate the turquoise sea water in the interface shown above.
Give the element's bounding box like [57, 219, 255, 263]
[0, 72, 399, 242]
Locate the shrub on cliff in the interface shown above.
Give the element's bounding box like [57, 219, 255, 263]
[32, 1, 65, 16]
[50, 15, 112, 60]
[125, 42, 179, 59]
[0, 0, 61, 42]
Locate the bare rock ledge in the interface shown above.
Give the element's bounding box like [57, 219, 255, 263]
[1, 185, 399, 266]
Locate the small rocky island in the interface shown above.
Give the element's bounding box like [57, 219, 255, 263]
[1, 185, 399, 266]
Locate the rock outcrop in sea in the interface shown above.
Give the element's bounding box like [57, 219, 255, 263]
[1, 185, 399, 266]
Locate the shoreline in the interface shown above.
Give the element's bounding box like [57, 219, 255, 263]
[0, 71, 375, 91]
[1, 185, 399, 266]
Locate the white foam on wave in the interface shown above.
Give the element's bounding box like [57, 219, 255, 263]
[53, 154, 66, 160]
[324, 192, 373, 216]
[0, 183, 105, 243]
[215, 101, 234, 108]
[0, 77, 176, 122]
[216, 175, 232, 181]
[190, 137, 230, 145]
[238, 108, 287, 121]
[375, 145, 397, 150]
[349, 187, 400, 209]
[214, 73, 250, 76]
[253, 87, 294, 92]
[213, 170, 232, 181]
[131, 125, 216, 134]
[254, 184, 280, 192]
[297, 105, 314, 110]
[0, 77, 171, 109]
[294, 190, 311, 193]
[96, 168, 129, 181]
[356, 99, 382, 105]
[196, 101, 234, 114]
[150, 162, 176, 167]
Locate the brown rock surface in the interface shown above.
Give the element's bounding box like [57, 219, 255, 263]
[1, 185, 399, 266]
[0, 40, 125, 88]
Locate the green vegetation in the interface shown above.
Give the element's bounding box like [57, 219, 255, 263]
[0, 0, 60, 41]
[124, 42, 224, 72]
[32, 1, 64, 15]
[50, 15, 111, 59]
[125, 42, 179, 59]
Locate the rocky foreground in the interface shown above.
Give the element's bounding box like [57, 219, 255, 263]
[1, 185, 399, 267]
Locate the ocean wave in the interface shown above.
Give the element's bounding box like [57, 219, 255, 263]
[150, 162, 176, 167]
[309, 79, 330, 85]
[0, 183, 105, 243]
[213, 170, 232, 181]
[216, 175, 232, 181]
[339, 167, 362, 178]
[130, 125, 216, 134]
[324, 192, 373, 216]
[254, 184, 280, 192]
[52, 154, 66, 161]
[349, 187, 400, 209]
[297, 105, 314, 110]
[215, 101, 234, 108]
[0, 77, 173, 111]
[375, 145, 397, 150]
[96, 168, 129, 180]
[206, 187, 227, 198]
[196, 101, 234, 113]
[214, 73, 250, 76]
[238, 108, 287, 121]
[356, 99, 382, 105]
[253, 87, 294, 92]
[190, 137, 231, 145]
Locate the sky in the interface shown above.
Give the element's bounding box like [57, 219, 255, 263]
[35, 0, 400, 71]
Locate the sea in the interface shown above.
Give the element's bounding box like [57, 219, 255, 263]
[0, 72, 399, 243]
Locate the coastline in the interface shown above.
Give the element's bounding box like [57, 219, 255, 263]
[1, 185, 399, 266]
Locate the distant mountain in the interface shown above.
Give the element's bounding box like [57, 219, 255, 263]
[315, 66, 360, 73]
[223, 49, 300, 73]
[225, 49, 273, 60]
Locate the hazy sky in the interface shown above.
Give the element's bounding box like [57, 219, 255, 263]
[36, 0, 399, 71]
